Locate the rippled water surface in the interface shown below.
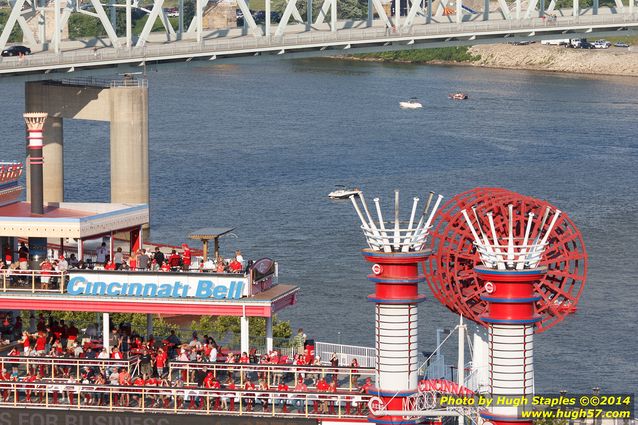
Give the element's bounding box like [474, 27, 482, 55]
[1, 59, 637, 394]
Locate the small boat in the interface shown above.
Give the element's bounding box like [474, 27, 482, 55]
[449, 93, 469, 100]
[399, 98, 423, 109]
[329, 186, 362, 199]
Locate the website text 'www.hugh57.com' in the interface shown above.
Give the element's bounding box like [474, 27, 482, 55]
[521, 408, 632, 420]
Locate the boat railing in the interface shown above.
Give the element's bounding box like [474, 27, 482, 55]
[168, 361, 375, 391]
[0, 380, 371, 418]
[0, 355, 140, 380]
[0, 269, 69, 294]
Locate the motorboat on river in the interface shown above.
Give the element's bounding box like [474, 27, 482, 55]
[449, 93, 469, 100]
[329, 185, 362, 199]
[399, 98, 423, 109]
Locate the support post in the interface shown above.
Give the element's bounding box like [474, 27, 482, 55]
[456, 0, 462, 22]
[202, 239, 208, 261]
[126, 0, 132, 48]
[394, 0, 400, 27]
[593, 0, 598, 14]
[483, 0, 489, 20]
[240, 315, 249, 355]
[427, 0, 432, 22]
[103, 312, 110, 354]
[109, 232, 115, 262]
[516, 0, 521, 19]
[146, 314, 153, 340]
[457, 316, 465, 425]
[179, 0, 184, 35]
[78, 239, 84, 261]
[196, 0, 203, 42]
[266, 0, 271, 35]
[53, 0, 61, 53]
[266, 316, 273, 353]
[368, 0, 372, 25]
[331, 0, 336, 31]
[573, 0, 578, 16]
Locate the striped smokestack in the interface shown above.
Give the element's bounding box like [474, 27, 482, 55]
[24, 112, 48, 215]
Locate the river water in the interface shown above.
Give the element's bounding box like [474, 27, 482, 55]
[1, 59, 637, 394]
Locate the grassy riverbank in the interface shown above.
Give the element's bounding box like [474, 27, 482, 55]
[353, 46, 481, 63]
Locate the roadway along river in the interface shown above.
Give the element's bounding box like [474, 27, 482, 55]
[1, 58, 637, 395]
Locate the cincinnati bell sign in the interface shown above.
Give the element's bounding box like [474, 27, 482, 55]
[66, 272, 247, 300]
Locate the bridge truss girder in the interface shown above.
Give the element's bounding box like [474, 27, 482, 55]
[0, 0, 636, 53]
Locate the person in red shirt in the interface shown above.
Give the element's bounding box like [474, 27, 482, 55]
[155, 348, 167, 377]
[244, 379, 255, 411]
[228, 258, 242, 273]
[277, 382, 289, 412]
[293, 378, 307, 412]
[168, 250, 181, 271]
[160, 260, 170, 272]
[35, 332, 46, 355]
[104, 260, 116, 270]
[181, 244, 191, 271]
[316, 377, 329, 413]
[39, 258, 53, 290]
[224, 377, 236, 411]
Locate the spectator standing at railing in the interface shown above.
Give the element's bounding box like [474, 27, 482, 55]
[39, 258, 53, 290]
[153, 247, 165, 267]
[136, 249, 149, 271]
[114, 247, 124, 269]
[21, 331, 31, 355]
[18, 242, 29, 270]
[155, 347, 167, 377]
[181, 244, 191, 271]
[168, 250, 181, 271]
[293, 328, 306, 356]
[96, 242, 108, 265]
[57, 255, 68, 273]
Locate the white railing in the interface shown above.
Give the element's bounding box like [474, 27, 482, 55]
[314, 341, 376, 368]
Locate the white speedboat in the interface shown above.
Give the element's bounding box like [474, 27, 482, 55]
[328, 186, 362, 199]
[399, 98, 423, 109]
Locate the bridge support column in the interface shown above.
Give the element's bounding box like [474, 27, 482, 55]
[395, 0, 400, 27]
[126, 0, 132, 48]
[103, 312, 110, 354]
[43, 117, 64, 203]
[483, 0, 489, 20]
[573, 0, 578, 16]
[516, 0, 521, 19]
[456, 0, 462, 23]
[110, 86, 149, 208]
[240, 315, 249, 355]
[427, 0, 432, 23]
[266, 316, 273, 353]
[368, 0, 373, 25]
[593, 0, 598, 14]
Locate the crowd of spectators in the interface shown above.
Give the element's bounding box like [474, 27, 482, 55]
[0, 318, 371, 415]
[0, 242, 251, 292]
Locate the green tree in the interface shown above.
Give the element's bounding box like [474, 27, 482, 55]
[0, 10, 25, 42]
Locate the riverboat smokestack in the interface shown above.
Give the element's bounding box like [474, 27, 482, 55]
[23, 112, 48, 215]
[349, 189, 442, 424]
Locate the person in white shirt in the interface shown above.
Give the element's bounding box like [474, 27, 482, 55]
[235, 250, 244, 264]
[96, 242, 108, 265]
[57, 256, 68, 272]
[97, 348, 109, 359]
[210, 344, 218, 362]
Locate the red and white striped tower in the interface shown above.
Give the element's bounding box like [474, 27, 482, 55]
[461, 203, 562, 425]
[425, 188, 587, 425]
[24, 112, 48, 215]
[350, 190, 443, 424]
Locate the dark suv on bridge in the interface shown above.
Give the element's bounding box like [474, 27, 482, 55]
[1, 45, 32, 57]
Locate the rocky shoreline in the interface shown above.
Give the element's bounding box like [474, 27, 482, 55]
[346, 43, 638, 77]
[467, 44, 638, 77]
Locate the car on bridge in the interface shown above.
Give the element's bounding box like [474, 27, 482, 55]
[1, 45, 31, 57]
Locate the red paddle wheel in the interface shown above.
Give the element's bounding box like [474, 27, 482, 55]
[425, 187, 587, 333]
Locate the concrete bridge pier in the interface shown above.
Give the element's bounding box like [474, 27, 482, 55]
[25, 79, 149, 212]
[110, 86, 149, 205]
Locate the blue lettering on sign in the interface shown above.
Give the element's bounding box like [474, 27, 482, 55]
[66, 276, 244, 300]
